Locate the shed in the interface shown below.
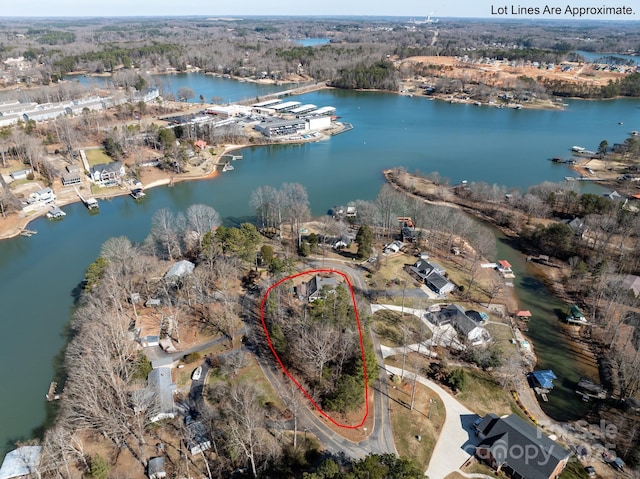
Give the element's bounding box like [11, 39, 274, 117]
[9, 169, 31, 181]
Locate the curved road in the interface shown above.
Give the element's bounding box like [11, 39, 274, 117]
[242, 258, 397, 459]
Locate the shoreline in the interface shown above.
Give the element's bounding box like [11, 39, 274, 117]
[0, 126, 340, 241]
[0, 143, 247, 241]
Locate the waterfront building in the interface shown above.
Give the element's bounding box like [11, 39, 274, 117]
[90, 161, 125, 187]
[255, 118, 307, 137]
[475, 413, 571, 479]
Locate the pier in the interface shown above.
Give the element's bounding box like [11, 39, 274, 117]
[564, 176, 605, 181]
[221, 154, 243, 161]
[46, 381, 62, 401]
[19, 229, 37, 237]
[73, 186, 99, 210]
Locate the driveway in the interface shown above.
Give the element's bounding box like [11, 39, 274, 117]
[384, 365, 481, 479]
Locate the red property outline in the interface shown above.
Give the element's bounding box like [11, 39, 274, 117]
[259, 268, 369, 429]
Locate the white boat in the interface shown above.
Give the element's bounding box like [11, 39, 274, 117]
[222, 162, 234, 172]
[191, 366, 202, 381]
[571, 146, 585, 152]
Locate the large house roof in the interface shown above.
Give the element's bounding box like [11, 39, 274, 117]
[477, 414, 570, 479]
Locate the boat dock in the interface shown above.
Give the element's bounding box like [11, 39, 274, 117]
[565, 176, 605, 181]
[20, 229, 37, 237]
[526, 254, 562, 268]
[331, 122, 353, 135]
[221, 154, 243, 161]
[46, 381, 62, 401]
[130, 188, 146, 200]
[73, 186, 99, 210]
[47, 205, 66, 219]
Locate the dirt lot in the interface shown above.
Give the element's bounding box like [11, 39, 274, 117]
[401, 55, 627, 90]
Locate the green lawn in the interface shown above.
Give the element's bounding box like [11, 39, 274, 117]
[84, 148, 113, 167]
[373, 310, 432, 348]
[455, 368, 521, 417]
[389, 381, 445, 469]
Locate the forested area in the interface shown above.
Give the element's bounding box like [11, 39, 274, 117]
[0, 17, 638, 96]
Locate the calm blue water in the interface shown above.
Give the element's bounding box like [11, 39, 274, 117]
[295, 38, 331, 47]
[574, 50, 640, 66]
[66, 72, 289, 103]
[1, 77, 639, 457]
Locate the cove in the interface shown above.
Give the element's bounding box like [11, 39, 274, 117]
[0, 83, 638, 458]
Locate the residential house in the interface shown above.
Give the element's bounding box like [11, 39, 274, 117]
[90, 161, 125, 187]
[429, 304, 491, 346]
[333, 235, 351, 249]
[194, 139, 208, 150]
[147, 367, 176, 422]
[299, 274, 338, 301]
[30, 187, 55, 204]
[147, 457, 166, 479]
[346, 206, 357, 217]
[564, 217, 587, 239]
[384, 240, 404, 255]
[620, 274, 640, 297]
[401, 226, 419, 243]
[475, 413, 571, 479]
[409, 259, 456, 296]
[164, 260, 195, 282]
[0, 446, 42, 479]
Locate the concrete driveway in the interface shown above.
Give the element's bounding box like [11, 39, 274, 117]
[384, 365, 481, 479]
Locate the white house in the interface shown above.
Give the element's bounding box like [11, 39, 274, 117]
[30, 187, 55, 204]
[90, 161, 125, 187]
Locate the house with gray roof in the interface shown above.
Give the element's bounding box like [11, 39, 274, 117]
[147, 456, 166, 479]
[409, 259, 455, 296]
[90, 161, 125, 187]
[147, 367, 176, 422]
[429, 304, 491, 346]
[296, 274, 338, 302]
[475, 413, 571, 479]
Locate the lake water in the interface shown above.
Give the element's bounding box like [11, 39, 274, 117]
[574, 50, 640, 66]
[295, 38, 331, 47]
[1, 77, 639, 458]
[66, 72, 289, 103]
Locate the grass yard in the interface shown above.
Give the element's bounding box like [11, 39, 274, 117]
[461, 458, 499, 478]
[84, 148, 113, 166]
[455, 368, 520, 417]
[372, 309, 432, 348]
[389, 379, 445, 469]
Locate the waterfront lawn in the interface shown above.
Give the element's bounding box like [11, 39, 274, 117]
[389, 380, 445, 469]
[455, 369, 519, 417]
[372, 309, 432, 348]
[558, 459, 590, 479]
[85, 148, 113, 166]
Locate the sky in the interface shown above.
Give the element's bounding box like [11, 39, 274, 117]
[0, 0, 638, 20]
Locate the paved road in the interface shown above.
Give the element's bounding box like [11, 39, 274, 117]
[243, 259, 397, 459]
[385, 365, 481, 479]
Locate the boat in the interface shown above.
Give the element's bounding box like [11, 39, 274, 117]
[191, 366, 202, 381]
[571, 145, 585, 152]
[130, 188, 146, 200]
[222, 162, 234, 172]
[46, 205, 66, 219]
